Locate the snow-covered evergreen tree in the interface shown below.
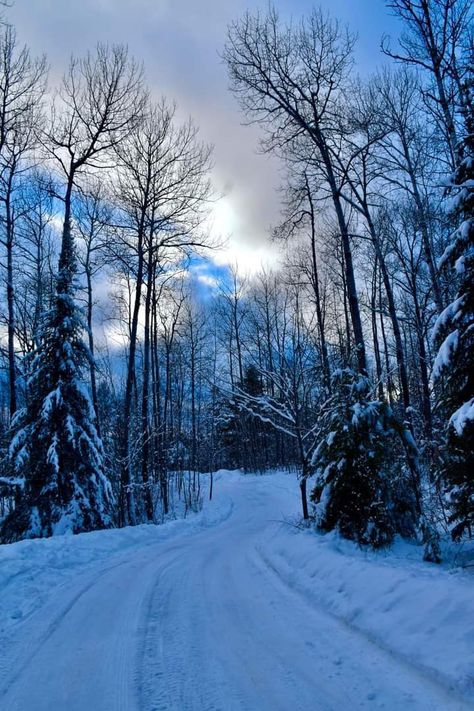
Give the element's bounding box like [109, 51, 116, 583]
[311, 369, 418, 548]
[0, 222, 113, 541]
[433, 68, 474, 540]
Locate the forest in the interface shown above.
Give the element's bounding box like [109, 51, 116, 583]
[0, 0, 472, 567]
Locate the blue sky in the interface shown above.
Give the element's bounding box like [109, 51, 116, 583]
[9, 1, 402, 285]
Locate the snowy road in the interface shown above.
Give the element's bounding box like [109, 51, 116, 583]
[1, 474, 472, 711]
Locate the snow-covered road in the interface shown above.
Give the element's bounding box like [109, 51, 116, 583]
[1, 474, 472, 710]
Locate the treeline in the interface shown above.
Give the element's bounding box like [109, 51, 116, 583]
[222, 0, 474, 559]
[0, 1, 473, 560]
[0, 23, 216, 537]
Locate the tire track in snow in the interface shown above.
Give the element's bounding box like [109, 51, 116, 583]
[254, 542, 474, 710]
[1, 475, 473, 710]
[0, 557, 131, 700]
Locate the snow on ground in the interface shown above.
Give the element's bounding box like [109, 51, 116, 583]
[257, 474, 474, 702]
[0, 470, 473, 710]
[0, 472, 233, 630]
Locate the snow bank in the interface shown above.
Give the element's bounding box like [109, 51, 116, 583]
[258, 475, 474, 699]
[0, 471, 235, 631]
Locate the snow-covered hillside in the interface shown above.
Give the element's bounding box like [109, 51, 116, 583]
[0, 471, 473, 710]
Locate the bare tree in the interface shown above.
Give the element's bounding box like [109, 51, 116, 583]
[113, 99, 213, 524]
[230, 278, 321, 519]
[382, 0, 472, 169]
[276, 169, 332, 390]
[369, 68, 445, 311]
[224, 7, 367, 373]
[46, 44, 145, 256]
[14, 171, 57, 352]
[75, 179, 114, 435]
[0, 25, 46, 418]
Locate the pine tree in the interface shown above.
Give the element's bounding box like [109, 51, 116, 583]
[311, 369, 417, 548]
[0, 222, 113, 542]
[433, 67, 474, 540]
[218, 364, 272, 472]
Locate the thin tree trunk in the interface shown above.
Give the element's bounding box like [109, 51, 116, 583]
[330, 181, 367, 373]
[412, 288, 433, 439]
[366, 214, 412, 415]
[379, 277, 394, 407]
[190, 320, 197, 491]
[120, 218, 146, 526]
[5, 182, 16, 419]
[85, 266, 101, 437]
[339, 246, 352, 362]
[371, 260, 384, 401]
[140, 235, 154, 521]
[399, 132, 444, 312]
[305, 174, 331, 389]
[300, 475, 309, 520]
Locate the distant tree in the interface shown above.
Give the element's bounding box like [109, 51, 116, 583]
[230, 285, 322, 519]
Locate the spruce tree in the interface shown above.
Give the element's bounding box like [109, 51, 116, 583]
[311, 369, 417, 548]
[0, 221, 113, 541]
[433, 68, 474, 540]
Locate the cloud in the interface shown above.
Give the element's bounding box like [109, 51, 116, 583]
[196, 273, 219, 289]
[8, 0, 399, 275]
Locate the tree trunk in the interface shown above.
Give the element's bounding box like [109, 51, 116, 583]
[305, 174, 331, 389]
[366, 214, 412, 416]
[140, 235, 154, 521]
[412, 285, 433, 439]
[300, 476, 309, 520]
[399, 132, 444, 312]
[331, 183, 367, 373]
[5, 182, 16, 419]
[190, 321, 197, 491]
[371, 260, 384, 401]
[119, 218, 146, 526]
[85, 266, 101, 437]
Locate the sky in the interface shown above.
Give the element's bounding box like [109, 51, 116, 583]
[8, 0, 401, 282]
